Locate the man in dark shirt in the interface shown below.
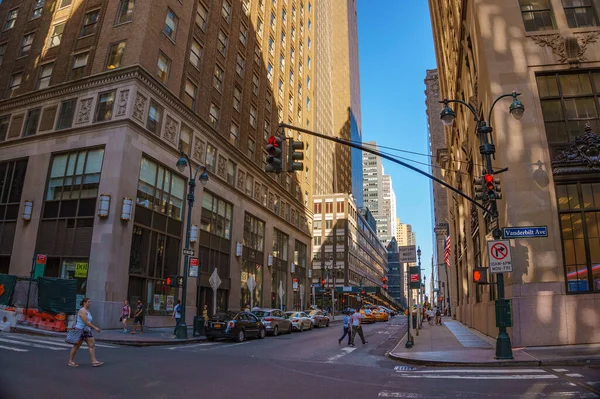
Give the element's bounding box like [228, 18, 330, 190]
[132, 300, 145, 334]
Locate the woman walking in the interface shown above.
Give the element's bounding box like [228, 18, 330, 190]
[67, 298, 103, 368]
[120, 300, 131, 333]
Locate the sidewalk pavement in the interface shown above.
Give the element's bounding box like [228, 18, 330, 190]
[388, 316, 600, 367]
[13, 317, 343, 347]
[13, 324, 206, 347]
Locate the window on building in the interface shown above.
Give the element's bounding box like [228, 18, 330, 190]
[136, 156, 185, 220]
[190, 39, 202, 69]
[336, 202, 344, 213]
[264, 120, 271, 141]
[4, 9, 18, 31]
[213, 64, 225, 91]
[249, 105, 257, 127]
[244, 213, 265, 251]
[46, 148, 104, 203]
[209, 103, 220, 129]
[279, 54, 285, 71]
[243, 0, 251, 16]
[265, 91, 273, 112]
[56, 99, 77, 130]
[307, 76, 311, 90]
[270, 12, 276, 29]
[557, 182, 600, 293]
[23, 108, 41, 137]
[206, 143, 217, 172]
[0, 43, 6, 67]
[233, 86, 242, 112]
[273, 229, 289, 261]
[313, 236, 321, 246]
[236, 53, 245, 77]
[222, 0, 232, 23]
[20, 33, 35, 57]
[0, 116, 10, 142]
[240, 24, 248, 46]
[226, 160, 236, 185]
[254, 45, 261, 64]
[247, 138, 255, 159]
[9, 73, 22, 97]
[184, 80, 197, 109]
[116, 0, 135, 24]
[278, 79, 284, 98]
[156, 52, 171, 84]
[245, 175, 254, 196]
[106, 41, 126, 70]
[196, 2, 209, 30]
[147, 100, 163, 135]
[325, 202, 333, 213]
[59, 0, 73, 8]
[179, 124, 192, 155]
[71, 52, 89, 80]
[519, 0, 556, 31]
[562, 0, 598, 28]
[218, 30, 228, 56]
[257, 17, 264, 37]
[268, 36, 275, 55]
[32, 0, 45, 19]
[306, 97, 310, 110]
[229, 122, 239, 146]
[537, 72, 600, 146]
[200, 191, 233, 239]
[267, 63, 273, 82]
[95, 91, 116, 122]
[313, 202, 322, 213]
[281, 30, 286, 47]
[252, 74, 259, 96]
[164, 9, 178, 40]
[81, 10, 99, 36]
[307, 37, 311, 49]
[37, 63, 54, 89]
[48, 22, 65, 48]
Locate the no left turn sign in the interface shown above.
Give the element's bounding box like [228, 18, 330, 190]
[487, 240, 513, 273]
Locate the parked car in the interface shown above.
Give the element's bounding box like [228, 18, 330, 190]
[205, 311, 266, 342]
[304, 310, 330, 328]
[373, 309, 389, 322]
[252, 308, 292, 336]
[360, 308, 376, 324]
[285, 311, 313, 331]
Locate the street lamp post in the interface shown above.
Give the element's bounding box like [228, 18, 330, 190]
[439, 91, 524, 360]
[175, 151, 209, 339]
[416, 247, 422, 335]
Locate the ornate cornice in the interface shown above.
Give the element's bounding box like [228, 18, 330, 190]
[530, 31, 600, 66]
[552, 124, 600, 175]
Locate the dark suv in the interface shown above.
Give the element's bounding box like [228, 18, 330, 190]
[205, 311, 267, 342]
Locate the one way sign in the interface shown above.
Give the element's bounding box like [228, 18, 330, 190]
[487, 240, 512, 273]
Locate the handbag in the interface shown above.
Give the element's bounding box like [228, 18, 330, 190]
[65, 313, 83, 344]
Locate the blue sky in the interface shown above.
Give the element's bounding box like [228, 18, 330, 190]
[356, 1, 437, 280]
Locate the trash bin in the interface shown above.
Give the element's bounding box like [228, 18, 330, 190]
[193, 316, 205, 337]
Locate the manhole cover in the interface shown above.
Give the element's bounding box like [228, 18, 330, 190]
[394, 366, 417, 371]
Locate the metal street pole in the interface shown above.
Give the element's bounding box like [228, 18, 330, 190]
[175, 152, 209, 340]
[405, 264, 413, 348]
[440, 93, 523, 360]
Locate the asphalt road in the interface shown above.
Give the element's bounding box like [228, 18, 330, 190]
[1, 317, 599, 399]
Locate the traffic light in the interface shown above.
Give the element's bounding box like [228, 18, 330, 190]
[176, 275, 184, 287]
[288, 139, 305, 171]
[474, 176, 486, 201]
[361, 289, 365, 295]
[167, 275, 177, 287]
[265, 136, 284, 173]
[321, 278, 325, 288]
[473, 267, 489, 284]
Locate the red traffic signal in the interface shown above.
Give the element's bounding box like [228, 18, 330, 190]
[361, 290, 365, 295]
[473, 267, 488, 284]
[383, 284, 387, 289]
[166, 277, 172, 286]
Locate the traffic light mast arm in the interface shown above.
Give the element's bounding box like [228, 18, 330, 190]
[277, 123, 495, 217]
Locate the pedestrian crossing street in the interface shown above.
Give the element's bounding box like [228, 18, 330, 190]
[0, 333, 119, 353]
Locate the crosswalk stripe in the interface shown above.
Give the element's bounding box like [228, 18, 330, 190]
[167, 342, 219, 350]
[410, 369, 546, 374]
[11, 336, 75, 348]
[4, 334, 118, 349]
[394, 373, 558, 380]
[0, 337, 66, 351]
[0, 344, 28, 352]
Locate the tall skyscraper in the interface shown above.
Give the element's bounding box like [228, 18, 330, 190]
[429, 0, 600, 346]
[0, 0, 330, 327]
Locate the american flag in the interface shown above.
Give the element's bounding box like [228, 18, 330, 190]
[444, 235, 451, 268]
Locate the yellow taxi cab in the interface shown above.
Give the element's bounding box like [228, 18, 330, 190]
[374, 308, 389, 322]
[360, 308, 376, 324]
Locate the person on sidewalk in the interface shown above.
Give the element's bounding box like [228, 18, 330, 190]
[338, 311, 351, 345]
[0, 316, 11, 332]
[435, 307, 442, 325]
[68, 298, 103, 368]
[131, 299, 145, 335]
[120, 300, 131, 333]
[350, 308, 367, 346]
[203, 305, 209, 327]
[172, 300, 182, 335]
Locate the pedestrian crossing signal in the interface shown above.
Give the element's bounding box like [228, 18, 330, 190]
[473, 267, 489, 284]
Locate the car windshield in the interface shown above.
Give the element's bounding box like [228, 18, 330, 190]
[252, 311, 270, 318]
[285, 312, 295, 317]
[211, 312, 235, 321]
[307, 310, 318, 316]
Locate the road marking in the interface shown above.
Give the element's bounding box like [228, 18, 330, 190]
[167, 342, 219, 350]
[0, 337, 66, 351]
[0, 344, 28, 352]
[325, 347, 356, 363]
[399, 373, 558, 381]
[11, 336, 75, 348]
[565, 373, 584, 378]
[553, 368, 569, 372]
[406, 369, 546, 374]
[378, 392, 424, 398]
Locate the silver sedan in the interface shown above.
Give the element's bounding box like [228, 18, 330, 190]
[253, 308, 292, 336]
[285, 311, 313, 332]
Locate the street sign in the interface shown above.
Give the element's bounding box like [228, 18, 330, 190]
[36, 254, 47, 264]
[502, 226, 547, 238]
[209, 268, 222, 290]
[398, 245, 417, 263]
[292, 277, 298, 290]
[189, 257, 199, 277]
[183, 248, 195, 256]
[247, 275, 256, 291]
[312, 283, 320, 288]
[487, 240, 513, 273]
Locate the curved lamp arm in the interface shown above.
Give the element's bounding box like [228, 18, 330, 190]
[488, 92, 521, 127]
[179, 151, 207, 182]
[440, 99, 480, 124]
